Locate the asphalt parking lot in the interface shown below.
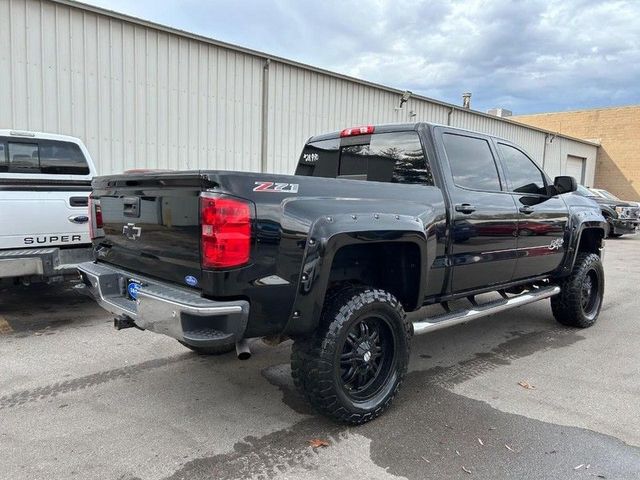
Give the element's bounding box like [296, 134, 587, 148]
[1, 236, 639, 480]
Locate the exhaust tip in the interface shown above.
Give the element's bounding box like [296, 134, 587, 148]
[236, 339, 251, 360]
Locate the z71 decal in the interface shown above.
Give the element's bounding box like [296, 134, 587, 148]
[253, 181, 299, 193]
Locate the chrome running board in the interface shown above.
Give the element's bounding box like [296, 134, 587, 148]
[413, 285, 561, 336]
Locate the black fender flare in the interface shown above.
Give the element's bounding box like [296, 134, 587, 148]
[556, 216, 607, 276]
[282, 212, 433, 336]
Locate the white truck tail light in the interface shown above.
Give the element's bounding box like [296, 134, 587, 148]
[88, 195, 103, 240]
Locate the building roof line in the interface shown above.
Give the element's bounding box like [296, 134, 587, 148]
[52, 0, 599, 148]
[513, 104, 640, 117]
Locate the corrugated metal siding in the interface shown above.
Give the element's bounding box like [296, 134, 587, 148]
[1, 0, 597, 185]
[265, 62, 450, 173]
[0, 0, 264, 174]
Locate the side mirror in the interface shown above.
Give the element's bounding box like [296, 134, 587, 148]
[553, 176, 577, 194]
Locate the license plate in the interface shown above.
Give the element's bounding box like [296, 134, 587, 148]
[126, 279, 142, 300]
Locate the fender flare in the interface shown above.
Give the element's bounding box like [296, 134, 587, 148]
[282, 213, 432, 336]
[557, 219, 607, 276]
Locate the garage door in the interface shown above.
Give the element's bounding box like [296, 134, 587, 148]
[566, 156, 586, 184]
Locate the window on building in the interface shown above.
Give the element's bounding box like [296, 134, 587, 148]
[39, 141, 90, 175]
[498, 143, 546, 194]
[8, 142, 40, 173]
[442, 133, 501, 191]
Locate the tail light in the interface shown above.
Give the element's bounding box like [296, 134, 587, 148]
[88, 195, 103, 240]
[200, 194, 251, 269]
[340, 125, 375, 137]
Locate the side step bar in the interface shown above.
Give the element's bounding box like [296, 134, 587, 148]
[413, 285, 561, 336]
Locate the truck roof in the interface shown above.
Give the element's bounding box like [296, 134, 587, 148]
[0, 129, 85, 144]
[306, 122, 513, 144]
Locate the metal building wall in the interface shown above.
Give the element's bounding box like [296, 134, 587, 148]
[0, 0, 264, 174]
[1, 0, 598, 184]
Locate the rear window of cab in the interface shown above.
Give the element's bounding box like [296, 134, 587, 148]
[0, 137, 89, 175]
[296, 131, 434, 186]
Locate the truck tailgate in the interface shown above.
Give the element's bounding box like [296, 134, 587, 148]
[0, 190, 90, 249]
[95, 173, 203, 288]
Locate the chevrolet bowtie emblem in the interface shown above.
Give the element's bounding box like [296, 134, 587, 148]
[123, 223, 142, 240]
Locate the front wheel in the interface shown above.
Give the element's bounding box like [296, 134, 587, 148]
[551, 252, 604, 328]
[291, 288, 411, 424]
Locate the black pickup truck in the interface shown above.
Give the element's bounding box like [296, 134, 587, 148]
[78, 122, 607, 424]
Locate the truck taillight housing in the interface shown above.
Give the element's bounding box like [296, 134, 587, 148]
[340, 125, 375, 137]
[88, 195, 103, 240]
[200, 194, 251, 269]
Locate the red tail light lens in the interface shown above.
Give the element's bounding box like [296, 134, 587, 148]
[88, 195, 103, 240]
[340, 125, 375, 137]
[200, 194, 251, 269]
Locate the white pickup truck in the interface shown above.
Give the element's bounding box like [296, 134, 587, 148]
[0, 130, 97, 285]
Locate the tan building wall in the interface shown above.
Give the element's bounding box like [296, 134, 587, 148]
[514, 105, 640, 201]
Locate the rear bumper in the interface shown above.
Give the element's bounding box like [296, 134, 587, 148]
[0, 246, 93, 280]
[77, 261, 249, 349]
[610, 218, 638, 235]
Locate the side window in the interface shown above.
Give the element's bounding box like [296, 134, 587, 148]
[339, 132, 434, 185]
[442, 133, 501, 191]
[8, 142, 40, 173]
[0, 143, 6, 172]
[39, 141, 90, 175]
[497, 143, 546, 194]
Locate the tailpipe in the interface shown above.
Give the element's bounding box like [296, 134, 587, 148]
[236, 339, 251, 360]
[114, 315, 137, 330]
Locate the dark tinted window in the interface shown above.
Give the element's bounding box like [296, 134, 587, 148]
[443, 133, 501, 191]
[0, 143, 6, 172]
[498, 143, 546, 194]
[296, 138, 340, 178]
[296, 131, 434, 186]
[339, 132, 432, 185]
[8, 142, 39, 173]
[40, 141, 90, 175]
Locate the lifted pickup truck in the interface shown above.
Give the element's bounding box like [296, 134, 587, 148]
[78, 123, 607, 424]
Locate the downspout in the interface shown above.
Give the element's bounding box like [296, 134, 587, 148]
[447, 107, 454, 126]
[260, 58, 271, 173]
[542, 132, 557, 172]
[542, 133, 548, 171]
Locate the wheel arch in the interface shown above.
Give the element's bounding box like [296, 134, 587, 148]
[557, 223, 606, 277]
[283, 218, 430, 336]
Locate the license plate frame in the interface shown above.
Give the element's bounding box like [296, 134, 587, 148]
[126, 278, 142, 301]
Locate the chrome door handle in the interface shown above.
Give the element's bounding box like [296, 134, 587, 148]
[519, 206, 534, 214]
[455, 204, 476, 214]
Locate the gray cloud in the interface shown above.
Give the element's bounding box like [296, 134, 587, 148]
[83, 0, 639, 114]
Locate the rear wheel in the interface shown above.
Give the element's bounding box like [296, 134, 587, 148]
[178, 341, 235, 355]
[291, 288, 411, 424]
[551, 252, 604, 328]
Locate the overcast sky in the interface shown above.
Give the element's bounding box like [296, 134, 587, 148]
[82, 0, 638, 115]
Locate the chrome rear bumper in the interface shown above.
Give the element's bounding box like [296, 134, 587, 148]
[77, 261, 249, 348]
